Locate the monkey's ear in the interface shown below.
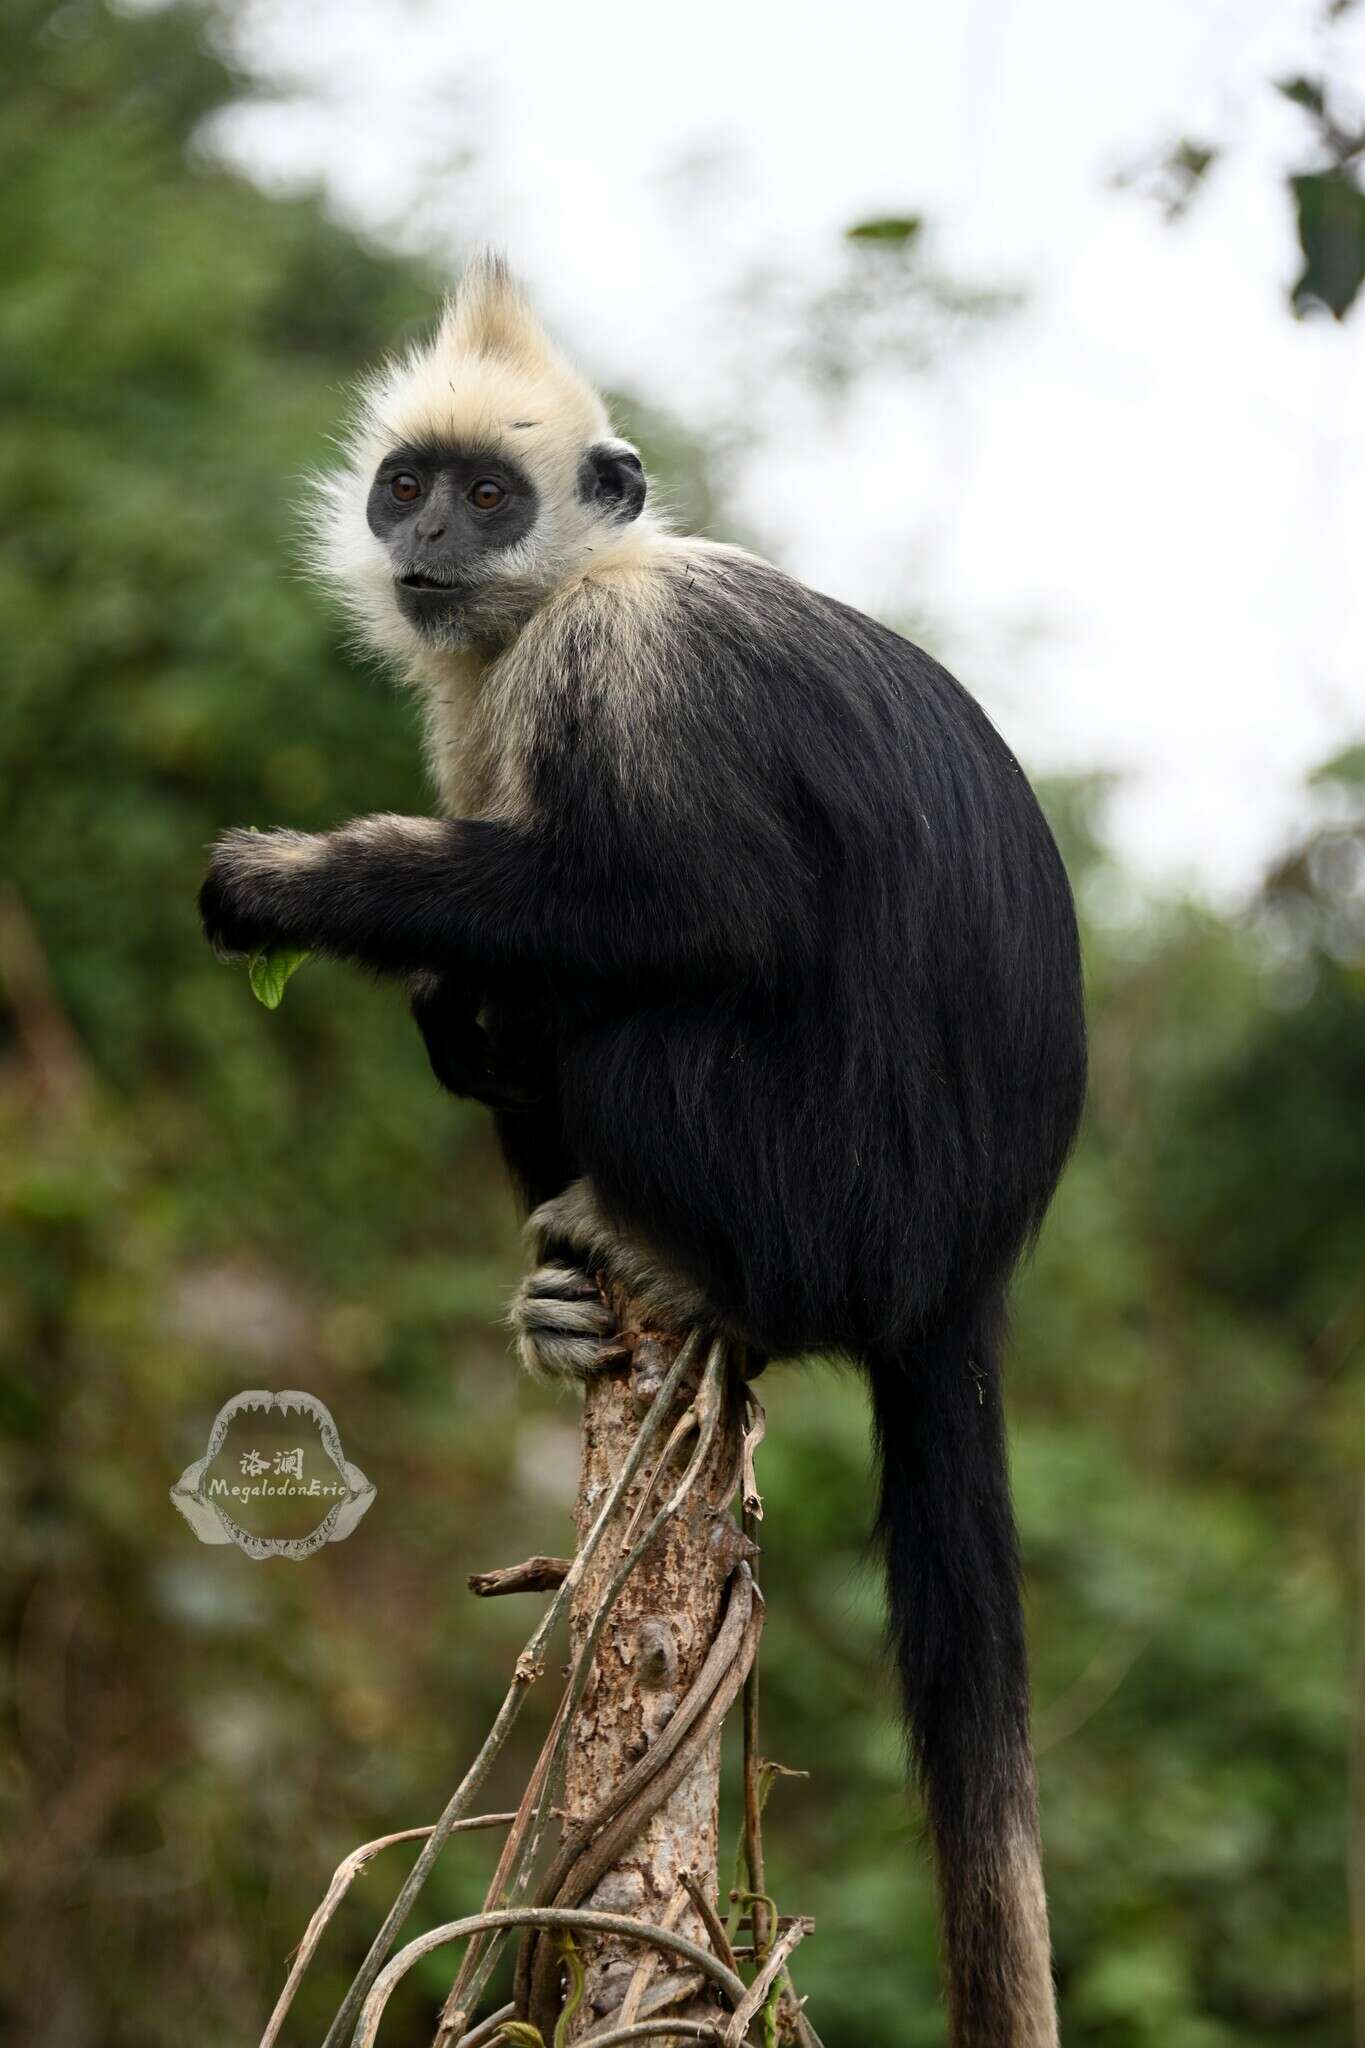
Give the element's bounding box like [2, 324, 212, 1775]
[581, 440, 647, 523]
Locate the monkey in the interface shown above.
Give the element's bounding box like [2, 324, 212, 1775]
[199, 256, 1086, 2048]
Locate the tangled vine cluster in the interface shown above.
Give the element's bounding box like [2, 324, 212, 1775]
[257, 1334, 820, 2048]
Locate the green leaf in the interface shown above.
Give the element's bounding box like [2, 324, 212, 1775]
[1290, 169, 1365, 319]
[1276, 75, 1327, 120]
[1309, 742, 1365, 790]
[248, 945, 311, 1010]
[1168, 140, 1216, 187]
[846, 215, 923, 245]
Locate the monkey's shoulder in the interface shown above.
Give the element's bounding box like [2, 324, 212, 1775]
[585, 539, 972, 710]
[530, 537, 905, 698]
[518, 536, 1018, 799]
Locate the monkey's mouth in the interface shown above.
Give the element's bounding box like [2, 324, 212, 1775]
[394, 571, 473, 641]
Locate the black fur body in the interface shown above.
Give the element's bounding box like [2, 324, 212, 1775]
[471, 551, 1082, 1354]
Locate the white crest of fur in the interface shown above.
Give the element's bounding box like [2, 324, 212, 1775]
[305, 254, 665, 688]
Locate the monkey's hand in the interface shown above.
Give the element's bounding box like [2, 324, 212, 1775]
[199, 827, 330, 958]
[199, 814, 457, 964]
[199, 831, 548, 1103]
[409, 971, 545, 1111]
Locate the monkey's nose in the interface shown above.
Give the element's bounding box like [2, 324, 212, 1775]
[416, 518, 446, 542]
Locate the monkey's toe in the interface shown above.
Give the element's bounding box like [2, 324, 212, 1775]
[509, 1263, 624, 1383]
[523, 1179, 712, 1339]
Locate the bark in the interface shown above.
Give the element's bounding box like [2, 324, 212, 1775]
[558, 1321, 747, 2042]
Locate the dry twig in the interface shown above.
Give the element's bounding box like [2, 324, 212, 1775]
[468, 1557, 574, 1598]
[720, 1920, 813, 2048]
[258, 1814, 514, 2048]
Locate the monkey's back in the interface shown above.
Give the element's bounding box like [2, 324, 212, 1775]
[500, 544, 1086, 1358]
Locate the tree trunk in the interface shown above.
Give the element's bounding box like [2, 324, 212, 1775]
[558, 1319, 747, 2040]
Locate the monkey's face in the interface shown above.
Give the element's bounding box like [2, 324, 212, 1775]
[366, 445, 542, 643]
[362, 435, 648, 650]
[310, 261, 649, 664]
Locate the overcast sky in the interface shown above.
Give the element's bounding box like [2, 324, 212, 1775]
[209, 0, 1364, 899]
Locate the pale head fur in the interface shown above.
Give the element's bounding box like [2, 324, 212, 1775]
[308, 253, 668, 674]
[307, 255, 678, 813]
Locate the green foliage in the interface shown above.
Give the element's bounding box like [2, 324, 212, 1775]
[1268, 63, 1365, 320]
[1111, 139, 1220, 223]
[1289, 170, 1365, 319]
[1123, 46, 1365, 318]
[846, 216, 924, 244]
[1311, 741, 1365, 789]
[0, 8, 1361, 2048]
[248, 944, 311, 1010]
[552, 1935, 585, 2048]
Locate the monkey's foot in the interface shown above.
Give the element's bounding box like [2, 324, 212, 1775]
[508, 1262, 625, 1383]
[524, 1179, 712, 1337]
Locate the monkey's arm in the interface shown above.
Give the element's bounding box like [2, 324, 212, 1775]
[199, 808, 811, 989]
[406, 972, 548, 1109]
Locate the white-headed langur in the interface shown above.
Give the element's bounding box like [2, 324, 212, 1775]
[200, 256, 1086, 2048]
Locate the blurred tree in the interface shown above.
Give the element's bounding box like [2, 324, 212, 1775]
[1115, 0, 1365, 320]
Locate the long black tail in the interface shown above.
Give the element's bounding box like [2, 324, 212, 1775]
[867, 1297, 1057, 2048]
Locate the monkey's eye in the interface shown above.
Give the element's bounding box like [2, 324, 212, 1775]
[390, 472, 422, 505]
[468, 479, 506, 512]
